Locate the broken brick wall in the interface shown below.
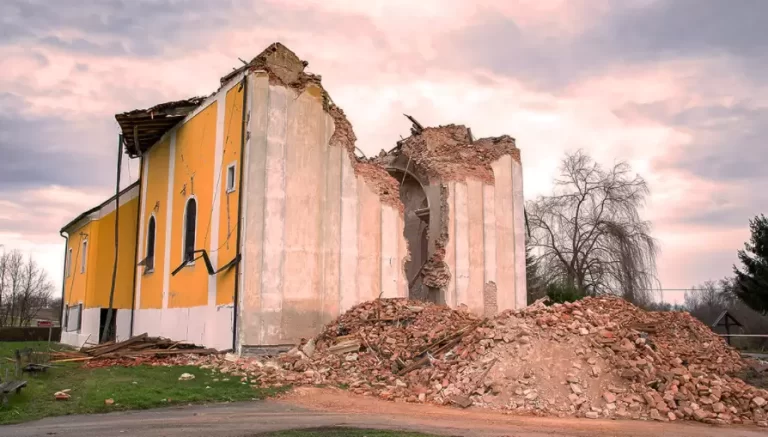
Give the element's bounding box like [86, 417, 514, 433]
[237, 67, 409, 349]
[396, 126, 527, 315]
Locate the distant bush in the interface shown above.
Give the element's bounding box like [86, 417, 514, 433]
[546, 282, 585, 304]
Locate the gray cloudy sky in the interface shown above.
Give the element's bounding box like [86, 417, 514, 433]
[1, 0, 765, 303]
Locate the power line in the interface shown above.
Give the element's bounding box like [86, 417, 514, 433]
[637, 288, 731, 291]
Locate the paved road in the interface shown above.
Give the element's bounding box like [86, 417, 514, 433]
[3, 400, 766, 437]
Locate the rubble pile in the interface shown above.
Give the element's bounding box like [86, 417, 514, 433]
[195, 297, 766, 426]
[471, 297, 766, 426]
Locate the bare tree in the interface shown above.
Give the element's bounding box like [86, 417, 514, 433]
[0, 249, 55, 327]
[527, 150, 659, 305]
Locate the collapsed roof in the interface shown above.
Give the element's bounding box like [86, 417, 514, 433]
[116, 97, 206, 158]
[115, 43, 326, 158]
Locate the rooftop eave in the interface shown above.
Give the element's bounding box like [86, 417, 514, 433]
[115, 97, 205, 157]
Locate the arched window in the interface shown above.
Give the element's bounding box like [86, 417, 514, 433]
[183, 197, 197, 263]
[146, 215, 156, 272]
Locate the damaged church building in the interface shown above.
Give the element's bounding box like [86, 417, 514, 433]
[59, 43, 527, 352]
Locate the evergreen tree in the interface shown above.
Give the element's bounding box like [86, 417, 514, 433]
[733, 215, 768, 315]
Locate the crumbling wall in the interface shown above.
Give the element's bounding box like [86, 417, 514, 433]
[421, 184, 451, 290]
[238, 44, 409, 349]
[399, 124, 518, 184]
[394, 123, 525, 315]
[327, 106, 403, 213]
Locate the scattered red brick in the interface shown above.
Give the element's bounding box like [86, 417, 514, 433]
[187, 297, 767, 426]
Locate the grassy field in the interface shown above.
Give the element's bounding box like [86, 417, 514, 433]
[252, 428, 439, 437]
[0, 341, 285, 424]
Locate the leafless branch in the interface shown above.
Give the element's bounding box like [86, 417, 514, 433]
[526, 150, 658, 305]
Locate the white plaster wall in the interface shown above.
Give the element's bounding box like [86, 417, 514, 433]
[238, 76, 408, 347]
[444, 154, 526, 315]
[60, 308, 100, 348]
[133, 305, 233, 351]
[116, 309, 132, 341]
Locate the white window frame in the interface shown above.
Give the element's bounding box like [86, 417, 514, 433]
[182, 195, 198, 265]
[80, 239, 88, 274]
[225, 162, 237, 193]
[66, 248, 72, 278]
[145, 213, 157, 274]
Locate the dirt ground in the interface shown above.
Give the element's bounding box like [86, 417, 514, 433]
[4, 387, 766, 437]
[278, 387, 767, 437]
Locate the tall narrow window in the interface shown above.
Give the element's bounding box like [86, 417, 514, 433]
[226, 163, 237, 193]
[80, 240, 88, 273]
[66, 248, 72, 277]
[146, 216, 156, 272]
[183, 197, 197, 263]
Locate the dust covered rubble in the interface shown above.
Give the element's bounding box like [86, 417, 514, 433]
[189, 297, 768, 427]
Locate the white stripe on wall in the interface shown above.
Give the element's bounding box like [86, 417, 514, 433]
[209, 92, 226, 307]
[162, 131, 177, 310]
[135, 154, 150, 311]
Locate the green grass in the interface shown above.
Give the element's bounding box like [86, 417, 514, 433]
[252, 428, 439, 437]
[0, 341, 286, 424]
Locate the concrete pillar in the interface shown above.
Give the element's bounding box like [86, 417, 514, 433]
[454, 182, 470, 308]
[339, 156, 359, 312]
[239, 73, 269, 347]
[482, 183, 498, 314]
[259, 85, 289, 344]
[512, 158, 527, 309]
[491, 155, 516, 312]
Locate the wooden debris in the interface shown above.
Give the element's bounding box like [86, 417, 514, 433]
[49, 333, 210, 363]
[328, 340, 361, 355]
[51, 357, 94, 363]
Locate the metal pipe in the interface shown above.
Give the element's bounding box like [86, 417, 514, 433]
[232, 77, 248, 352]
[59, 230, 68, 330]
[101, 134, 123, 343]
[128, 153, 144, 338]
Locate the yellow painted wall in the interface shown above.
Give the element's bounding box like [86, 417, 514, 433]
[63, 222, 92, 307]
[169, 103, 217, 308]
[90, 197, 139, 309]
[63, 197, 138, 310]
[139, 138, 170, 309]
[216, 83, 244, 305]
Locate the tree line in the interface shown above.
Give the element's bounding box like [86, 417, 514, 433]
[0, 249, 58, 327]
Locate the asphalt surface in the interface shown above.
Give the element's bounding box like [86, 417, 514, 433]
[2, 399, 767, 437]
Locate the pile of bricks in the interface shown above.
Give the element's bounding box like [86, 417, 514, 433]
[192, 297, 767, 426]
